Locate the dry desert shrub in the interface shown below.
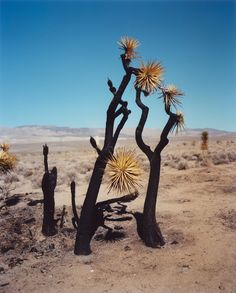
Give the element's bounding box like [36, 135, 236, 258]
[4, 173, 20, 183]
[218, 209, 236, 230]
[177, 159, 189, 170]
[0, 181, 16, 198]
[23, 170, 34, 177]
[79, 160, 94, 175]
[211, 151, 236, 165]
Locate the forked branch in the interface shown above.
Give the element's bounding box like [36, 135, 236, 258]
[90, 137, 101, 155]
[135, 90, 153, 160]
[112, 107, 131, 147]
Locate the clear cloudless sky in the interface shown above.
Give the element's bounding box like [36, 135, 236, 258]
[0, 0, 236, 131]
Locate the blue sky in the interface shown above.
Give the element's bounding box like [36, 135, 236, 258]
[0, 0, 236, 131]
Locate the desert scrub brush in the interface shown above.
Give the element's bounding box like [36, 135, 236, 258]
[106, 148, 142, 194]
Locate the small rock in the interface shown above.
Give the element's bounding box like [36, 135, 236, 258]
[171, 240, 178, 245]
[77, 255, 93, 265]
[181, 264, 190, 272]
[0, 282, 9, 288]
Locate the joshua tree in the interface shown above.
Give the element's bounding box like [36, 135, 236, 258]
[201, 131, 209, 151]
[41, 144, 57, 236]
[74, 37, 140, 255]
[133, 59, 184, 247]
[75, 37, 184, 253]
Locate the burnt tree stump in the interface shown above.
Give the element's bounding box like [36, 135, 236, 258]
[41, 145, 57, 236]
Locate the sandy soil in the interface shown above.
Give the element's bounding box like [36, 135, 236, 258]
[0, 137, 236, 293]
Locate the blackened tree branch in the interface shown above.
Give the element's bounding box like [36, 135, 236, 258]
[75, 50, 136, 255]
[107, 79, 117, 95]
[90, 137, 101, 155]
[96, 191, 138, 209]
[135, 90, 153, 160]
[112, 107, 131, 147]
[43, 144, 49, 173]
[155, 106, 178, 154]
[71, 181, 80, 229]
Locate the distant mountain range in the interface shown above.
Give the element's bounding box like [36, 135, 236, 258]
[0, 125, 235, 144]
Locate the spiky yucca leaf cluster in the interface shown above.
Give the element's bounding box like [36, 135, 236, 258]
[0, 144, 17, 174]
[118, 37, 140, 60]
[0, 143, 10, 152]
[106, 148, 142, 194]
[173, 112, 185, 134]
[163, 84, 183, 109]
[135, 61, 164, 95]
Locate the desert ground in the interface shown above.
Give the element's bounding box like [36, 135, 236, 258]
[0, 134, 236, 293]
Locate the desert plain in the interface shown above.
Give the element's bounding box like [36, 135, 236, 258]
[0, 127, 236, 293]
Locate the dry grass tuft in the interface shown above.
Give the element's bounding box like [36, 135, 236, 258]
[135, 61, 164, 95]
[106, 148, 142, 194]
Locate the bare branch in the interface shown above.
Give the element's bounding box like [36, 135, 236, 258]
[135, 90, 153, 160]
[71, 181, 80, 229]
[90, 136, 101, 155]
[112, 107, 131, 147]
[43, 144, 49, 172]
[107, 79, 116, 95]
[155, 112, 178, 153]
[96, 191, 138, 209]
[114, 105, 124, 118]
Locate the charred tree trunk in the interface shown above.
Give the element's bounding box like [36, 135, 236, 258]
[134, 90, 177, 247]
[71, 181, 79, 229]
[74, 55, 134, 255]
[74, 156, 107, 254]
[41, 145, 57, 236]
